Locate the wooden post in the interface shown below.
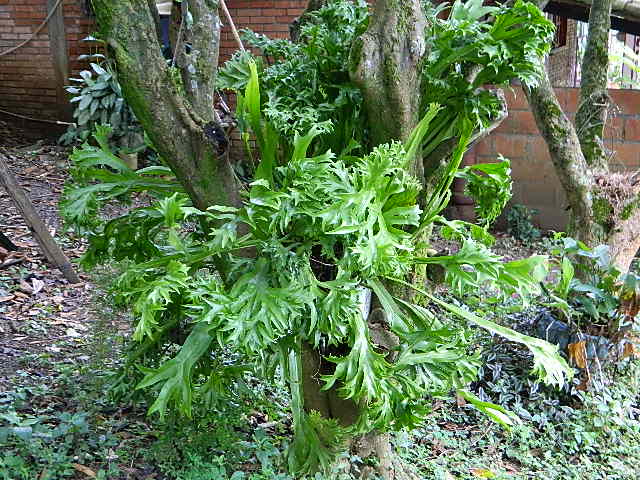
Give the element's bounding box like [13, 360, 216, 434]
[0, 155, 80, 283]
[47, 0, 72, 121]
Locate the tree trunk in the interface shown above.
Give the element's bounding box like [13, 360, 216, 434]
[91, 0, 240, 211]
[607, 207, 640, 272]
[340, 3, 431, 477]
[301, 341, 419, 480]
[575, 0, 612, 171]
[350, 0, 428, 178]
[524, 71, 605, 245]
[526, 0, 640, 272]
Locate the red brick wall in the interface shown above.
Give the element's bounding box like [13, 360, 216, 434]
[0, 0, 306, 122]
[474, 86, 640, 230]
[220, 0, 307, 61]
[0, 0, 93, 121]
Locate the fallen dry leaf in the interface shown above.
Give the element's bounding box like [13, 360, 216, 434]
[470, 467, 496, 478]
[568, 340, 588, 369]
[72, 463, 96, 478]
[621, 342, 638, 360]
[576, 376, 590, 391]
[31, 278, 45, 294]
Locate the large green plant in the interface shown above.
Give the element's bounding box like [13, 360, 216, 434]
[63, 64, 570, 475]
[218, 0, 553, 192]
[218, 0, 368, 155]
[419, 0, 554, 159]
[61, 1, 569, 475]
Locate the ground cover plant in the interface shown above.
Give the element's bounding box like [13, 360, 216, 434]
[2, 0, 640, 479]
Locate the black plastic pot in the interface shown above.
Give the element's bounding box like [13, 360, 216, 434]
[534, 310, 612, 362]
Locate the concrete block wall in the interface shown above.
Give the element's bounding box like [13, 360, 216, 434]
[473, 86, 640, 230]
[0, 0, 92, 121]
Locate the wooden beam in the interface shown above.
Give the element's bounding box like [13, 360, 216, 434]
[0, 155, 80, 283]
[546, 0, 640, 34]
[47, 0, 72, 121]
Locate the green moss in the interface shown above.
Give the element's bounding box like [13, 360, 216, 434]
[116, 65, 154, 130]
[592, 195, 613, 227]
[383, 56, 400, 89]
[621, 198, 640, 221]
[91, 0, 115, 35]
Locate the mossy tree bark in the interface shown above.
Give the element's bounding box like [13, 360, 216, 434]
[350, 0, 428, 179]
[343, 2, 430, 477]
[91, 0, 240, 211]
[525, 0, 640, 272]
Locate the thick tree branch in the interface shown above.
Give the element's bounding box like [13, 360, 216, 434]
[91, 0, 239, 210]
[181, 0, 221, 120]
[524, 69, 602, 240]
[573, 0, 640, 22]
[350, 0, 428, 154]
[607, 206, 640, 271]
[575, 0, 613, 171]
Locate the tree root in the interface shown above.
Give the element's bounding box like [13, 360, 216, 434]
[351, 433, 421, 480]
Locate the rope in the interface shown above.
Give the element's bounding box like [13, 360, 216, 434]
[0, 108, 74, 126]
[0, 0, 64, 57]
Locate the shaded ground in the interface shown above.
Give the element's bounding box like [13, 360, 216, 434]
[1, 123, 639, 480]
[0, 135, 92, 389]
[0, 126, 140, 479]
